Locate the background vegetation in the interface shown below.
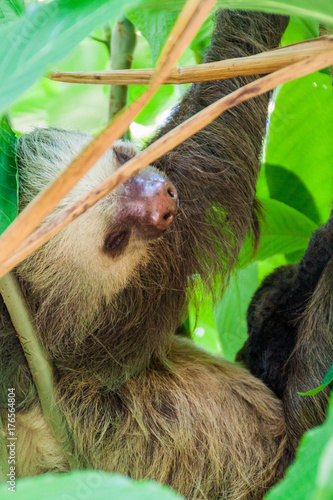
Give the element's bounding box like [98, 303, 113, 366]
[0, 0, 332, 498]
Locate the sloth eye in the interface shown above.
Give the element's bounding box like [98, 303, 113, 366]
[113, 148, 132, 166]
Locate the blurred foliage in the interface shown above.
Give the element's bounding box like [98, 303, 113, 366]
[0, 0, 333, 498]
[0, 116, 18, 234]
[266, 396, 333, 500]
[0, 471, 184, 499]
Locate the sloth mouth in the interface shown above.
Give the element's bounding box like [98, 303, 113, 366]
[104, 230, 131, 257]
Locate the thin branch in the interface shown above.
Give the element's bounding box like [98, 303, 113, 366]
[1, 48, 333, 278]
[89, 36, 111, 54]
[108, 16, 136, 136]
[49, 36, 333, 85]
[0, 0, 216, 268]
[0, 273, 80, 469]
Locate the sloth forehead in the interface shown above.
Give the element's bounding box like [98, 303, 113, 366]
[16, 128, 139, 207]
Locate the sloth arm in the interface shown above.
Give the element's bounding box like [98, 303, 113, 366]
[148, 11, 289, 280]
[238, 210, 333, 447]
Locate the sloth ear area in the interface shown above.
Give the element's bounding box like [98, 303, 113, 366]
[113, 148, 131, 166]
[112, 142, 138, 166]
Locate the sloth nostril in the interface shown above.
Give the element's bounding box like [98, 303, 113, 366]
[167, 187, 177, 199]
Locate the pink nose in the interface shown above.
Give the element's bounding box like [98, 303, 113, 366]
[116, 171, 178, 237]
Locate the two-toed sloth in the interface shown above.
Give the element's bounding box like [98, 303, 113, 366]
[1, 10, 332, 500]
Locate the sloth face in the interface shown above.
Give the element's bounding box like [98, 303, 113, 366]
[16, 129, 178, 296]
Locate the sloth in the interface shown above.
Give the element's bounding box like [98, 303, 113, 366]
[0, 9, 332, 500]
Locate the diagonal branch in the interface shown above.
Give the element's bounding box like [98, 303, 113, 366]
[0, 0, 216, 267]
[49, 36, 333, 85]
[1, 47, 333, 279]
[0, 273, 80, 469]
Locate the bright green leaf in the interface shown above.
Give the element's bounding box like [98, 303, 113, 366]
[265, 164, 320, 225]
[281, 15, 318, 46]
[214, 264, 258, 361]
[141, 0, 333, 25]
[316, 430, 333, 500]
[189, 279, 221, 355]
[0, 0, 24, 24]
[11, 39, 110, 132]
[266, 72, 333, 224]
[0, 471, 184, 500]
[299, 365, 333, 397]
[189, 12, 214, 63]
[240, 199, 317, 266]
[265, 396, 333, 500]
[127, 9, 179, 66]
[0, 0, 138, 114]
[0, 115, 18, 235]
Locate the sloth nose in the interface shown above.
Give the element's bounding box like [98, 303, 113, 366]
[116, 171, 179, 237]
[149, 179, 178, 231]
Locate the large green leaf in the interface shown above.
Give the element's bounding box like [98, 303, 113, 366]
[10, 36, 110, 132]
[265, 164, 320, 225]
[214, 264, 258, 361]
[127, 7, 214, 66]
[141, 0, 333, 25]
[266, 396, 333, 500]
[126, 32, 181, 128]
[0, 471, 184, 499]
[0, 0, 24, 24]
[281, 15, 318, 46]
[127, 9, 179, 66]
[189, 12, 214, 63]
[0, 116, 18, 235]
[0, 0, 138, 114]
[266, 71, 333, 224]
[240, 199, 317, 266]
[188, 280, 221, 355]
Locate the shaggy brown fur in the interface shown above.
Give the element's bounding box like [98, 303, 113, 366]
[239, 210, 333, 455]
[0, 10, 307, 500]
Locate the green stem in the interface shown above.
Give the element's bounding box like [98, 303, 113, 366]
[108, 16, 136, 138]
[90, 36, 110, 53]
[0, 273, 80, 470]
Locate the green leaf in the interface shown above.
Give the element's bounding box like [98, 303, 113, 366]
[266, 72, 333, 224]
[0, 471, 184, 499]
[189, 279, 221, 355]
[11, 37, 110, 132]
[299, 365, 333, 396]
[0, 0, 139, 114]
[240, 199, 318, 266]
[265, 395, 333, 500]
[0, 0, 24, 24]
[214, 264, 258, 361]
[124, 32, 181, 128]
[265, 164, 320, 225]
[127, 5, 214, 65]
[189, 12, 214, 63]
[127, 9, 179, 66]
[281, 15, 319, 46]
[140, 0, 333, 25]
[219, 0, 333, 24]
[0, 115, 18, 235]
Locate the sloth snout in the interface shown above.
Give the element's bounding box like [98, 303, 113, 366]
[149, 179, 178, 231]
[117, 172, 179, 237]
